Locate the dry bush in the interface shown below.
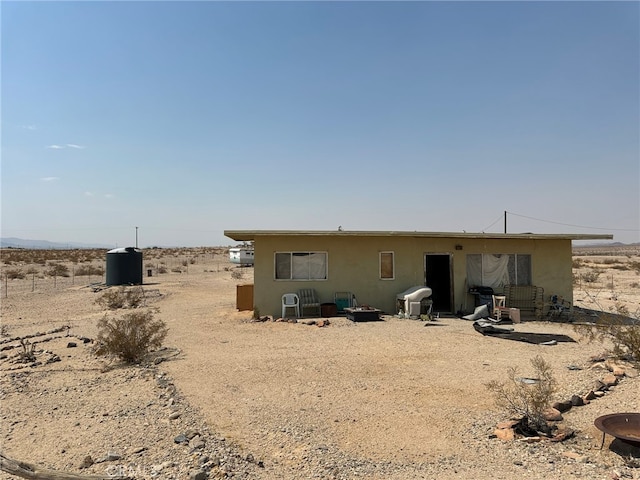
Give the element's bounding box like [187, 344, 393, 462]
[5, 268, 25, 280]
[46, 262, 70, 277]
[95, 310, 168, 363]
[485, 356, 557, 434]
[231, 269, 244, 280]
[75, 264, 105, 276]
[581, 269, 601, 283]
[574, 306, 640, 363]
[18, 339, 37, 363]
[158, 265, 168, 274]
[96, 286, 145, 310]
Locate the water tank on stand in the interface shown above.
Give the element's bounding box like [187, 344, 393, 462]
[106, 247, 143, 286]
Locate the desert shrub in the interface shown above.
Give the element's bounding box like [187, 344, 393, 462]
[46, 262, 70, 277]
[75, 264, 105, 276]
[95, 310, 168, 363]
[171, 267, 183, 273]
[18, 339, 37, 363]
[158, 265, 168, 274]
[581, 269, 601, 283]
[231, 269, 244, 280]
[25, 266, 39, 275]
[631, 282, 640, 288]
[5, 268, 25, 280]
[574, 308, 640, 362]
[189, 257, 196, 264]
[572, 258, 583, 269]
[485, 356, 557, 434]
[96, 286, 145, 310]
[181, 259, 188, 267]
[630, 261, 640, 275]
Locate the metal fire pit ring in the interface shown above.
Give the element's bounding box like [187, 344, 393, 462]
[594, 413, 640, 449]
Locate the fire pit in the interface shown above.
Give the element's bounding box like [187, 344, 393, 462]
[594, 413, 640, 448]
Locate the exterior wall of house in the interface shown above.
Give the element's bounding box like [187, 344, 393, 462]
[252, 235, 573, 318]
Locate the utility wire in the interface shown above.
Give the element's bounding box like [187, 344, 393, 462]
[481, 214, 505, 232]
[507, 211, 639, 232]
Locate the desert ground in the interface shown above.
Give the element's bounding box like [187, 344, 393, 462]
[0, 245, 638, 480]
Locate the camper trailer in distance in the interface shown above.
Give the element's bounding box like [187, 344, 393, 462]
[229, 247, 254, 266]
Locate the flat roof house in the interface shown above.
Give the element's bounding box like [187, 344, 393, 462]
[224, 230, 612, 319]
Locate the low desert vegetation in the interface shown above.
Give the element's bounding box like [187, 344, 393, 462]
[574, 307, 640, 363]
[485, 355, 557, 435]
[95, 309, 168, 363]
[96, 286, 145, 310]
[45, 262, 70, 277]
[4, 268, 25, 280]
[74, 264, 104, 276]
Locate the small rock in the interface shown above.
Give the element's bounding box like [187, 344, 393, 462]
[570, 395, 585, 407]
[66, 342, 77, 348]
[168, 411, 181, 420]
[612, 366, 625, 377]
[624, 367, 638, 378]
[583, 390, 597, 401]
[496, 420, 520, 429]
[494, 426, 515, 441]
[542, 407, 563, 422]
[189, 470, 207, 480]
[79, 455, 94, 469]
[94, 452, 121, 463]
[552, 401, 573, 413]
[189, 435, 205, 450]
[602, 374, 618, 387]
[174, 434, 188, 444]
[594, 390, 605, 397]
[132, 446, 146, 454]
[185, 428, 200, 439]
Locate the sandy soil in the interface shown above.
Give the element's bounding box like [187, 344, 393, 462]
[0, 246, 638, 480]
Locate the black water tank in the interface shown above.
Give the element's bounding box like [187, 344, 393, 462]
[106, 247, 143, 286]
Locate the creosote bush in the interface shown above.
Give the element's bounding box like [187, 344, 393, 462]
[95, 309, 168, 363]
[574, 307, 640, 363]
[75, 264, 104, 276]
[46, 262, 70, 277]
[485, 355, 557, 435]
[96, 286, 144, 310]
[5, 268, 25, 280]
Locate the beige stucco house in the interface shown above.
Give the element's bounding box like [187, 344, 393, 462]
[223, 230, 612, 318]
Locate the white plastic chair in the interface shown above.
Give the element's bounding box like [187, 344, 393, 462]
[282, 293, 300, 318]
[492, 295, 507, 320]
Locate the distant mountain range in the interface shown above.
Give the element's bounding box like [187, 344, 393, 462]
[0, 237, 113, 249]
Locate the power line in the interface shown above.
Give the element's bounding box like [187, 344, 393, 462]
[481, 214, 505, 232]
[507, 211, 639, 232]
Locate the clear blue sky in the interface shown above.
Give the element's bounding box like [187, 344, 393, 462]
[2, 1, 638, 247]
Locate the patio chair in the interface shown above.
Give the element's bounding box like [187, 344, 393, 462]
[281, 293, 300, 319]
[492, 295, 508, 320]
[547, 294, 571, 320]
[297, 288, 321, 317]
[334, 291, 357, 313]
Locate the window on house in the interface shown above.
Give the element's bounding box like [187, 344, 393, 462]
[466, 254, 531, 288]
[275, 252, 327, 280]
[380, 251, 394, 280]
